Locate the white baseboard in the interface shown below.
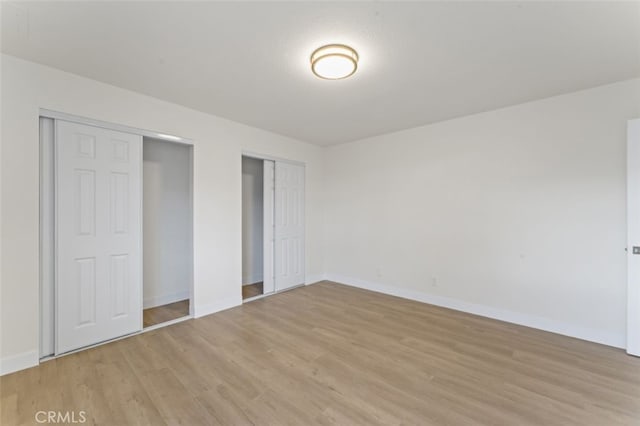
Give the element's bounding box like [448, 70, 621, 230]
[1, 350, 39, 376]
[326, 274, 625, 349]
[305, 274, 326, 285]
[242, 274, 264, 285]
[194, 295, 241, 318]
[143, 290, 190, 309]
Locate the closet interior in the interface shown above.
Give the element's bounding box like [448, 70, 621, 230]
[242, 156, 273, 300]
[142, 138, 192, 327]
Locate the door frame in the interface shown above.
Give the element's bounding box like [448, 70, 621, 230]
[39, 109, 195, 359]
[628, 118, 640, 356]
[241, 151, 306, 302]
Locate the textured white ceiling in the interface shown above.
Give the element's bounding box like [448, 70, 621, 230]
[2, 1, 639, 145]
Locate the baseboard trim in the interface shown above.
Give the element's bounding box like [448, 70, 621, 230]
[242, 274, 264, 286]
[1, 350, 39, 376]
[326, 274, 625, 349]
[305, 274, 326, 285]
[194, 296, 240, 319]
[143, 290, 191, 309]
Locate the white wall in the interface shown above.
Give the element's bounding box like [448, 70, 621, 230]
[0, 54, 325, 374]
[2, 50, 638, 375]
[143, 139, 192, 309]
[324, 78, 640, 348]
[242, 156, 264, 285]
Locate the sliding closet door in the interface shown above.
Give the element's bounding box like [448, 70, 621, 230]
[628, 118, 640, 356]
[263, 160, 275, 294]
[56, 120, 142, 354]
[274, 162, 305, 291]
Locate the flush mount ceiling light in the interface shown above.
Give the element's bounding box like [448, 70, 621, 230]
[310, 44, 359, 80]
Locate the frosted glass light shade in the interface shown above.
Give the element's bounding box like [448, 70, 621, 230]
[310, 44, 359, 80]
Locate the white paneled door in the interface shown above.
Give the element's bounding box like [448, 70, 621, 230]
[56, 120, 142, 354]
[275, 162, 305, 291]
[628, 118, 640, 356]
[263, 160, 276, 294]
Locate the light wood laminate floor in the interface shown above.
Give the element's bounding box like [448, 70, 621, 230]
[2, 282, 640, 425]
[143, 299, 190, 328]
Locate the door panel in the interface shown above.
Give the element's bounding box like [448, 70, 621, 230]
[263, 160, 275, 294]
[56, 120, 142, 354]
[628, 118, 640, 356]
[275, 162, 305, 291]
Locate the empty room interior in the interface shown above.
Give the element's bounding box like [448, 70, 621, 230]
[2, 1, 640, 425]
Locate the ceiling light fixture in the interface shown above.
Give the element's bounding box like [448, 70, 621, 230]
[310, 44, 359, 80]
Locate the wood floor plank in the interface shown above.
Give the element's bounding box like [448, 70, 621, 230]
[2, 281, 640, 425]
[143, 299, 189, 328]
[242, 282, 264, 300]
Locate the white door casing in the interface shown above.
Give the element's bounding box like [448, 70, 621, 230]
[263, 160, 275, 294]
[55, 120, 142, 354]
[274, 162, 305, 291]
[628, 118, 640, 356]
[40, 117, 55, 358]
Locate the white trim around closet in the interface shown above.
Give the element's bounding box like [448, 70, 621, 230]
[39, 109, 194, 146]
[242, 150, 305, 166]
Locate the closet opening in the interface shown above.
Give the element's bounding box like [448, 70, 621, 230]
[241, 153, 305, 302]
[242, 156, 275, 300]
[142, 137, 193, 328]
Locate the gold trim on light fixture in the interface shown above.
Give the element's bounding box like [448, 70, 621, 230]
[310, 44, 359, 80]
